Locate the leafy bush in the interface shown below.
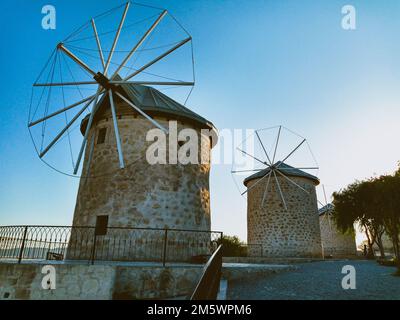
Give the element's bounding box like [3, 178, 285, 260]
[377, 259, 397, 267]
[217, 235, 247, 257]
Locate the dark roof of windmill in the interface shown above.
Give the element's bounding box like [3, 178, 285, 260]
[123, 83, 214, 127]
[319, 203, 334, 216]
[85, 75, 216, 132]
[243, 161, 320, 186]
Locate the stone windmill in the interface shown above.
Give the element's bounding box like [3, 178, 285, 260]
[232, 126, 322, 258]
[318, 186, 357, 258]
[28, 2, 218, 261]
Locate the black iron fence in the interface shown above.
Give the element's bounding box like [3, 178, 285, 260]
[0, 226, 223, 265]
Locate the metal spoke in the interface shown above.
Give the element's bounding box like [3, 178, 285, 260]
[261, 171, 273, 207]
[58, 44, 97, 76]
[29, 94, 99, 127]
[73, 89, 103, 175]
[241, 171, 271, 196]
[39, 95, 96, 158]
[275, 169, 310, 194]
[33, 81, 98, 87]
[115, 91, 168, 134]
[279, 138, 306, 165]
[104, 2, 130, 76]
[272, 125, 281, 164]
[272, 170, 288, 211]
[322, 185, 328, 205]
[231, 169, 263, 174]
[110, 81, 194, 86]
[279, 167, 319, 171]
[91, 18, 106, 70]
[109, 90, 125, 168]
[237, 148, 267, 167]
[111, 10, 167, 79]
[255, 130, 272, 165]
[124, 37, 192, 81]
[317, 199, 326, 208]
[84, 133, 96, 182]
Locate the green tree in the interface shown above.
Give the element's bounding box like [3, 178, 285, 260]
[332, 180, 386, 259]
[377, 172, 400, 271]
[361, 179, 386, 259]
[218, 235, 246, 257]
[332, 166, 400, 274]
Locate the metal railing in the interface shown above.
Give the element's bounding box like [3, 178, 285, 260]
[0, 226, 223, 265]
[190, 244, 223, 300]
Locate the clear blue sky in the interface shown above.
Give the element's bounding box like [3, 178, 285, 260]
[1, 0, 400, 243]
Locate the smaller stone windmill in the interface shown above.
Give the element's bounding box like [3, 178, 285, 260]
[232, 126, 322, 258]
[318, 186, 357, 258]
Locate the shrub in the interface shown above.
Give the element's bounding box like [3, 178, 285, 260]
[218, 235, 247, 257]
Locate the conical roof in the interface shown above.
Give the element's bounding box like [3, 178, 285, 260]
[82, 76, 216, 132]
[318, 203, 334, 216]
[120, 83, 213, 128]
[243, 161, 320, 186]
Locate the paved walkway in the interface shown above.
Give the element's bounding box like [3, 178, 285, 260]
[227, 260, 400, 300]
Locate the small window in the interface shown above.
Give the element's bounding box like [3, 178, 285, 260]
[97, 128, 107, 145]
[95, 215, 109, 236]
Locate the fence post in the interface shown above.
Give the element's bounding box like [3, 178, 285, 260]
[90, 234, 97, 265]
[18, 226, 28, 264]
[162, 229, 168, 267]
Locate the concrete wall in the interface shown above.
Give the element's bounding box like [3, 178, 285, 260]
[247, 176, 322, 258]
[0, 264, 115, 300]
[319, 214, 357, 257]
[113, 265, 203, 300]
[0, 262, 203, 300]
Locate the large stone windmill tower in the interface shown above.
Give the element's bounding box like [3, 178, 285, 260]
[73, 82, 217, 232]
[27, 3, 218, 261]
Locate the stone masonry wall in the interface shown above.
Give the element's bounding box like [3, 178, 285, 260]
[0, 264, 115, 300]
[112, 265, 203, 300]
[247, 176, 322, 258]
[319, 214, 357, 257]
[73, 116, 212, 231]
[0, 263, 203, 300]
[69, 115, 213, 261]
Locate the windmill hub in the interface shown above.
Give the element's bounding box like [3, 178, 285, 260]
[93, 72, 115, 90]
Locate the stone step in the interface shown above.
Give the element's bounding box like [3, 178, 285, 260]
[222, 263, 297, 281]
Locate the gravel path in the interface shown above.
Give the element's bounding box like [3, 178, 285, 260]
[227, 260, 400, 300]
